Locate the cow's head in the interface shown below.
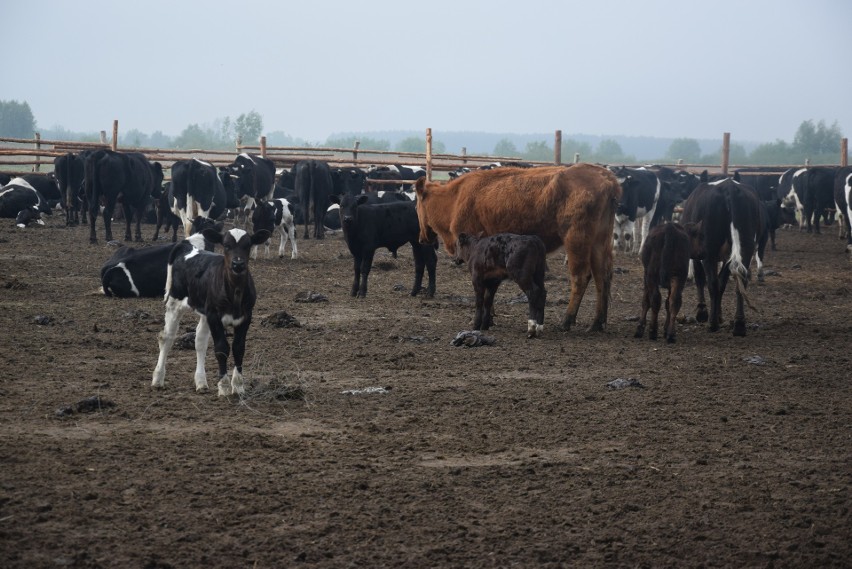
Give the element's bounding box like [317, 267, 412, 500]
[454, 232, 480, 264]
[202, 227, 270, 276]
[328, 193, 367, 230]
[612, 215, 634, 253]
[251, 200, 276, 235]
[413, 177, 437, 246]
[16, 206, 44, 228]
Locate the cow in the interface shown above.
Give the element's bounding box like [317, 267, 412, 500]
[294, 159, 335, 239]
[20, 173, 62, 209]
[169, 158, 230, 237]
[227, 153, 276, 222]
[680, 177, 763, 336]
[834, 166, 852, 253]
[100, 221, 220, 298]
[799, 167, 837, 234]
[455, 232, 547, 338]
[332, 166, 367, 197]
[0, 173, 11, 186]
[415, 164, 620, 332]
[634, 222, 701, 343]
[329, 193, 437, 299]
[152, 226, 270, 396]
[776, 167, 808, 228]
[151, 182, 182, 242]
[365, 164, 425, 192]
[54, 151, 90, 226]
[323, 190, 409, 232]
[609, 166, 663, 253]
[84, 150, 158, 243]
[0, 178, 52, 227]
[250, 198, 298, 259]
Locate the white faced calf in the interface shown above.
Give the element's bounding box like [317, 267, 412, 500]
[152, 227, 270, 396]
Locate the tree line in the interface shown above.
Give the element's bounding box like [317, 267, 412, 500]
[0, 99, 844, 165]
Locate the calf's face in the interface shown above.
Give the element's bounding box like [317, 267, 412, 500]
[202, 228, 270, 275]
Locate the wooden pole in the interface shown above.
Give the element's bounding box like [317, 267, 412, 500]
[426, 128, 433, 182]
[353, 141, 360, 162]
[260, 136, 267, 158]
[554, 130, 562, 165]
[100, 131, 107, 145]
[461, 147, 467, 165]
[842, 138, 848, 167]
[721, 132, 730, 176]
[573, 152, 580, 164]
[112, 120, 118, 151]
[34, 132, 41, 172]
[236, 135, 242, 154]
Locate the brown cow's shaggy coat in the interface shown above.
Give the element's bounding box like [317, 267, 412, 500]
[415, 164, 621, 331]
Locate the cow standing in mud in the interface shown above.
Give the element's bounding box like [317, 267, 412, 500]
[414, 164, 621, 331]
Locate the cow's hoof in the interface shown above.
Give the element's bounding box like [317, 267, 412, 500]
[733, 322, 747, 337]
[666, 335, 676, 344]
[696, 308, 709, 323]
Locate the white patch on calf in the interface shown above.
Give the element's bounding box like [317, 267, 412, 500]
[116, 262, 140, 297]
[184, 248, 200, 261]
[194, 317, 211, 392]
[228, 228, 248, 242]
[186, 233, 206, 250]
[192, 158, 213, 168]
[221, 314, 246, 327]
[728, 222, 747, 279]
[239, 153, 256, 163]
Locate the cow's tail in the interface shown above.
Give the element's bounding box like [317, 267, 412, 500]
[84, 152, 97, 213]
[63, 154, 74, 211]
[725, 189, 758, 313]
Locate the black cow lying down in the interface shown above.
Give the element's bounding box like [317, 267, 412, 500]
[329, 193, 436, 298]
[101, 219, 220, 298]
[634, 222, 701, 343]
[455, 232, 547, 338]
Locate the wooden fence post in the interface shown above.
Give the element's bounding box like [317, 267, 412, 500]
[426, 128, 432, 182]
[112, 120, 118, 151]
[721, 132, 730, 176]
[236, 135, 242, 154]
[573, 153, 580, 164]
[461, 147, 467, 165]
[100, 131, 107, 145]
[353, 141, 360, 162]
[554, 130, 562, 165]
[842, 138, 848, 167]
[34, 132, 41, 172]
[260, 136, 267, 158]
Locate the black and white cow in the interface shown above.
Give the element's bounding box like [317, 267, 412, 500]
[101, 225, 219, 298]
[365, 164, 425, 192]
[776, 167, 808, 228]
[329, 193, 437, 298]
[169, 158, 230, 237]
[609, 166, 664, 253]
[324, 190, 411, 232]
[84, 150, 158, 243]
[151, 182, 182, 242]
[834, 166, 852, 253]
[332, 166, 367, 197]
[0, 178, 52, 227]
[250, 198, 298, 259]
[152, 226, 270, 396]
[294, 159, 335, 239]
[21, 173, 62, 209]
[227, 153, 276, 220]
[681, 177, 763, 336]
[0, 173, 11, 186]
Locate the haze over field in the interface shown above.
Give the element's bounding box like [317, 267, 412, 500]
[2, 0, 850, 147]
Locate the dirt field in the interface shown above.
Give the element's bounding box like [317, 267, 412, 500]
[1, 212, 850, 568]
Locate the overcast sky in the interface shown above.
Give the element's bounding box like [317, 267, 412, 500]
[3, 0, 850, 144]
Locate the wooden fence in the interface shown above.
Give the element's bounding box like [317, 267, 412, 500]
[1, 121, 849, 180]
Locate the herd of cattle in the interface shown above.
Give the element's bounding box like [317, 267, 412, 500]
[2, 150, 851, 394]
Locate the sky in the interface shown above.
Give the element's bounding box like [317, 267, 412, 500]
[3, 0, 851, 145]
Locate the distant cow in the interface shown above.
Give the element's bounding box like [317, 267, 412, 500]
[250, 198, 298, 259]
[84, 150, 158, 243]
[228, 153, 276, 221]
[0, 178, 52, 227]
[329, 193, 437, 298]
[609, 166, 663, 253]
[294, 160, 335, 239]
[634, 222, 701, 343]
[151, 182, 182, 242]
[415, 164, 621, 331]
[100, 226, 218, 298]
[455, 232, 547, 338]
[169, 158, 230, 236]
[54, 151, 89, 225]
[800, 167, 837, 234]
[365, 164, 425, 192]
[152, 226, 270, 396]
[681, 177, 762, 336]
[834, 166, 852, 253]
[21, 173, 62, 209]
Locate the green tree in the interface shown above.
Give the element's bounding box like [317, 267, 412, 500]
[793, 119, 842, 156]
[234, 110, 263, 144]
[395, 136, 445, 154]
[592, 139, 634, 163]
[325, 136, 390, 151]
[124, 128, 148, 148]
[523, 141, 552, 161]
[0, 100, 37, 137]
[560, 139, 592, 163]
[173, 124, 219, 149]
[748, 140, 791, 165]
[665, 138, 702, 163]
[493, 138, 519, 157]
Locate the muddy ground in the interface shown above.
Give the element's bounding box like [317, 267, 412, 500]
[0, 213, 850, 568]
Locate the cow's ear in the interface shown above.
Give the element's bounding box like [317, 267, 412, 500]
[355, 194, 368, 206]
[733, 171, 741, 182]
[329, 194, 340, 205]
[700, 170, 708, 183]
[202, 228, 223, 244]
[251, 229, 271, 245]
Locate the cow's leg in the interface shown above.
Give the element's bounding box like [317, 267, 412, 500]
[666, 279, 684, 343]
[88, 202, 99, 243]
[693, 260, 709, 323]
[350, 255, 362, 297]
[357, 250, 375, 298]
[152, 297, 186, 389]
[586, 239, 613, 332]
[482, 279, 500, 330]
[706, 260, 722, 332]
[208, 320, 231, 396]
[193, 316, 211, 392]
[102, 199, 117, 242]
[648, 286, 662, 341]
[423, 245, 437, 298]
[287, 224, 298, 259]
[133, 205, 144, 242]
[314, 203, 325, 240]
[525, 281, 546, 338]
[279, 227, 288, 258]
[635, 284, 651, 339]
[227, 320, 250, 396]
[472, 280, 486, 330]
[410, 244, 426, 296]
[561, 264, 590, 331]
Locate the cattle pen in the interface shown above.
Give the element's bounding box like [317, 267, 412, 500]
[1, 122, 849, 180]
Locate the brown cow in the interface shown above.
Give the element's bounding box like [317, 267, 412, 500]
[414, 164, 621, 331]
[634, 221, 702, 343]
[455, 232, 547, 338]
